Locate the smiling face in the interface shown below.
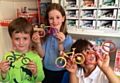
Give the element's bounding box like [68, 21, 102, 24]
[48, 9, 65, 31]
[80, 45, 97, 69]
[12, 31, 31, 53]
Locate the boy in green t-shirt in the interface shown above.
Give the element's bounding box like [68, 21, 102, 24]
[0, 17, 45, 83]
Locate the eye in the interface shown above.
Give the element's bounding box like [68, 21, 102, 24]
[57, 16, 60, 19]
[15, 38, 19, 40]
[23, 37, 27, 40]
[86, 51, 90, 54]
[49, 17, 53, 20]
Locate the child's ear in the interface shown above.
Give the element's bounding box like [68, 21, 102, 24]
[62, 16, 65, 22]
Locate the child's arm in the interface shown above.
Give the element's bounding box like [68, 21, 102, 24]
[26, 61, 38, 78]
[0, 60, 10, 79]
[56, 32, 65, 51]
[66, 60, 79, 83]
[56, 32, 72, 52]
[98, 54, 120, 83]
[27, 56, 45, 82]
[32, 32, 45, 58]
[102, 66, 120, 83]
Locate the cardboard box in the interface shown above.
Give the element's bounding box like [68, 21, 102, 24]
[66, 20, 78, 31]
[66, 10, 79, 19]
[65, 0, 79, 9]
[80, 0, 97, 9]
[80, 10, 97, 19]
[79, 20, 96, 29]
[97, 9, 117, 20]
[97, 20, 116, 30]
[99, 0, 118, 8]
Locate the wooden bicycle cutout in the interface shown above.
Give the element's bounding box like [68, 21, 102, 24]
[6, 51, 30, 65]
[55, 48, 85, 68]
[34, 23, 58, 37]
[86, 38, 116, 65]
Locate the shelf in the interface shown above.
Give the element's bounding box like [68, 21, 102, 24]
[68, 29, 120, 37]
[61, 0, 120, 37]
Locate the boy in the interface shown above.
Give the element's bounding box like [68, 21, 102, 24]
[0, 17, 44, 83]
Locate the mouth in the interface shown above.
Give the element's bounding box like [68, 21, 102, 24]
[19, 45, 24, 48]
[53, 24, 58, 27]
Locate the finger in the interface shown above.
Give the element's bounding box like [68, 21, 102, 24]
[33, 32, 40, 38]
[1, 66, 10, 73]
[1, 60, 9, 63]
[27, 61, 36, 68]
[2, 61, 10, 66]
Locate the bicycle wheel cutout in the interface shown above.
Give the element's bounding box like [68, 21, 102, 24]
[55, 57, 66, 68]
[6, 55, 15, 63]
[22, 57, 30, 65]
[102, 40, 116, 53]
[74, 53, 85, 64]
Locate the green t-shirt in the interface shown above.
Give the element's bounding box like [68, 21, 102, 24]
[0, 50, 45, 83]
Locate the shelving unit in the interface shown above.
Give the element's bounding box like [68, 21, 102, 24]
[60, 0, 120, 37]
[37, 0, 52, 23]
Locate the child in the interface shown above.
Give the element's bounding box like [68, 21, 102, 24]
[32, 3, 73, 83]
[66, 39, 120, 83]
[0, 17, 45, 83]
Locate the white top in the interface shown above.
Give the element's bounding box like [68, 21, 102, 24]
[76, 66, 109, 83]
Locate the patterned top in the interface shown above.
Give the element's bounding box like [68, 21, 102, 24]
[0, 50, 45, 83]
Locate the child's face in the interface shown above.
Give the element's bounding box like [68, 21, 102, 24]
[80, 45, 97, 68]
[48, 9, 65, 31]
[11, 31, 31, 53]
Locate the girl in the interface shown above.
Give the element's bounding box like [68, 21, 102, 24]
[66, 39, 120, 83]
[32, 3, 73, 83]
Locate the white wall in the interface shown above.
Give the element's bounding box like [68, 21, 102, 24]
[0, 0, 37, 20]
[0, 27, 12, 61]
[0, 0, 37, 62]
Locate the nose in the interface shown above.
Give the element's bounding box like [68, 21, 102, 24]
[19, 39, 23, 44]
[53, 18, 56, 23]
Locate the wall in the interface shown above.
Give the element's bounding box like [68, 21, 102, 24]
[0, 0, 37, 20]
[0, 0, 37, 62]
[0, 27, 12, 61]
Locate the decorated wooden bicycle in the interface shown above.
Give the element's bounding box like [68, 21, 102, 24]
[55, 48, 85, 68]
[6, 51, 30, 65]
[33, 23, 58, 37]
[86, 38, 116, 65]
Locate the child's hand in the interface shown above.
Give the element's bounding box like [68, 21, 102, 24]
[32, 32, 41, 44]
[0, 60, 10, 74]
[56, 32, 65, 44]
[0, 60, 10, 78]
[97, 53, 110, 70]
[27, 61, 37, 78]
[65, 60, 78, 74]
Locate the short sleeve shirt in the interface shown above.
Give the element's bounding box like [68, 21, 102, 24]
[76, 66, 109, 83]
[42, 35, 73, 71]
